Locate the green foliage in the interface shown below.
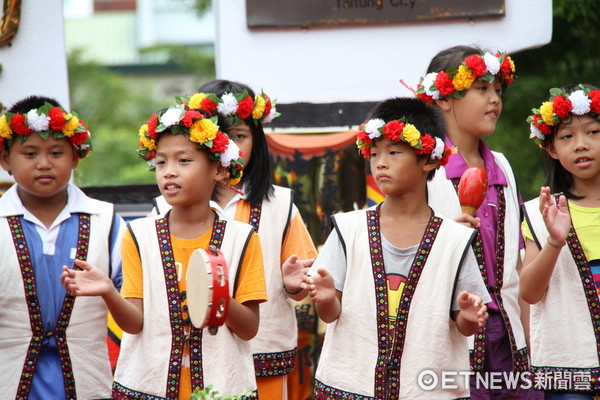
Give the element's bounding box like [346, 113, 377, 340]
[189, 385, 250, 400]
[194, 0, 212, 16]
[140, 45, 215, 76]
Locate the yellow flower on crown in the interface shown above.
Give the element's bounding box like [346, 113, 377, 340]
[62, 114, 79, 137]
[452, 65, 476, 92]
[252, 95, 266, 120]
[507, 57, 516, 73]
[402, 124, 421, 147]
[540, 102, 555, 126]
[138, 124, 157, 151]
[190, 118, 218, 144]
[0, 115, 12, 139]
[188, 93, 207, 110]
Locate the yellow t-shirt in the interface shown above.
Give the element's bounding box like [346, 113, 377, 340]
[522, 200, 600, 261]
[120, 226, 267, 400]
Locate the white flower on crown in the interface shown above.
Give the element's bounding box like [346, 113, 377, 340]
[160, 108, 183, 128]
[147, 158, 157, 168]
[220, 140, 241, 167]
[365, 119, 385, 139]
[483, 52, 501, 75]
[568, 90, 591, 115]
[218, 93, 238, 116]
[529, 124, 545, 141]
[262, 106, 277, 124]
[431, 137, 445, 160]
[26, 110, 50, 132]
[421, 72, 440, 99]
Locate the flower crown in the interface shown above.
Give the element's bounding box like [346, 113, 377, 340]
[356, 118, 454, 165]
[416, 52, 516, 102]
[180, 90, 280, 125]
[527, 84, 600, 148]
[0, 102, 92, 159]
[138, 104, 245, 185]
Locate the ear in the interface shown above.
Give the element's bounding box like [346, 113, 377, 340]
[215, 162, 229, 182]
[422, 157, 438, 173]
[71, 149, 80, 169]
[0, 148, 11, 172]
[546, 142, 560, 160]
[434, 98, 452, 113]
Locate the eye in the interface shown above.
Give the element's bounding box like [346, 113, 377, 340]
[589, 129, 600, 135]
[179, 158, 192, 163]
[24, 152, 36, 157]
[558, 133, 572, 140]
[155, 159, 166, 166]
[50, 151, 63, 156]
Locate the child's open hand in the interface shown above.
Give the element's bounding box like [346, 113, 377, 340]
[304, 269, 336, 304]
[539, 187, 570, 246]
[457, 291, 488, 327]
[61, 259, 113, 297]
[282, 254, 314, 294]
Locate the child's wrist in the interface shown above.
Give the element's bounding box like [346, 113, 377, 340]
[547, 237, 566, 249]
[283, 283, 302, 295]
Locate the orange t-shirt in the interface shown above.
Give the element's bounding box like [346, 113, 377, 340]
[233, 201, 318, 262]
[120, 226, 266, 400]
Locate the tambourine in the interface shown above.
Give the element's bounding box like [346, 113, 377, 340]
[186, 246, 230, 335]
[457, 167, 488, 216]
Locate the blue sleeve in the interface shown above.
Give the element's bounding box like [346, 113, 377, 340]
[109, 213, 126, 291]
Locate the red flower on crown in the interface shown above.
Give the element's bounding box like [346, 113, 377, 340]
[48, 107, 66, 130]
[552, 95, 572, 120]
[237, 96, 254, 119]
[435, 72, 455, 96]
[415, 134, 435, 155]
[383, 120, 405, 142]
[211, 132, 229, 154]
[589, 91, 600, 114]
[147, 113, 158, 140]
[465, 54, 487, 77]
[9, 114, 32, 136]
[181, 110, 202, 128]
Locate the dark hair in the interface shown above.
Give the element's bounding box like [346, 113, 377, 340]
[367, 97, 445, 180]
[198, 79, 273, 203]
[426, 45, 481, 74]
[543, 83, 599, 199]
[8, 95, 61, 114]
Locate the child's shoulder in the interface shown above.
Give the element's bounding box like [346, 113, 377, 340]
[434, 213, 475, 236]
[70, 184, 115, 216]
[331, 207, 371, 224]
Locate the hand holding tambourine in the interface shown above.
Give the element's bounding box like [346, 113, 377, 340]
[186, 246, 230, 335]
[457, 167, 488, 216]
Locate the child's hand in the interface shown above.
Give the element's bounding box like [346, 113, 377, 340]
[457, 291, 488, 327]
[282, 254, 314, 294]
[539, 187, 570, 247]
[61, 259, 113, 297]
[305, 269, 336, 304]
[454, 214, 481, 229]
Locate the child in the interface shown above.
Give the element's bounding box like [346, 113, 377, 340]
[521, 84, 600, 398]
[0, 95, 124, 399]
[61, 104, 267, 398]
[418, 45, 531, 398]
[285, 97, 490, 399]
[154, 80, 318, 399]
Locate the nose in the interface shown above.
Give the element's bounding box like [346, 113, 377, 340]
[573, 134, 589, 152]
[36, 154, 51, 169]
[375, 154, 388, 169]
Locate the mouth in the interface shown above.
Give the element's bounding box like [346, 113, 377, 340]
[575, 156, 593, 165]
[163, 183, 181, 194]
[36, 175, 54, 182]
[376, 174, 391, 182]
[486, 109, 499, 119]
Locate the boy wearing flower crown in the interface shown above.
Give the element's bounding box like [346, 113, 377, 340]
[0, 95, 125, 399]
[283, 97, 490, 399]
[61, 104, 267, 399]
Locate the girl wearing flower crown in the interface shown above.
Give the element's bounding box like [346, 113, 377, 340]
[419, 45, 533, 399]
[521, 84, 600, 399]
[152, 80, 318, 400]
[62, 105, 268, 399]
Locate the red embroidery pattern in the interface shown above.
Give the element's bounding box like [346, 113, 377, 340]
[10, 214, 90, 400]
[368, 207, 441, 399]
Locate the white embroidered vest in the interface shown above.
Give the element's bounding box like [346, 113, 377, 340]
[0, 201, 114, 399]
[113, 216, 258, 398]
[154, 186, 298, 376]
[427, 152, 527, 368]
[523, 198, 600, 373]
[315, 209, 472, 399]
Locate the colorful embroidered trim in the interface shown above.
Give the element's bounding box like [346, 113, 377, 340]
[154, 215, 227, 396]
[253, 348, 297, 377]
[368, 207, 441, 399]
[10, 214, 90, 399]
[314, 379, 373, 400]
[112, 381, 166, 399]
[248, 202, 262, 231]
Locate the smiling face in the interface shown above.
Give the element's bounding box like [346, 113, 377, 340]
[0, 133, 77, 205]
[548, 114, 600, 188]
[155, 134, 226, 208]
[369, 139, 434, 196]
[443, 78, 503, 139]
